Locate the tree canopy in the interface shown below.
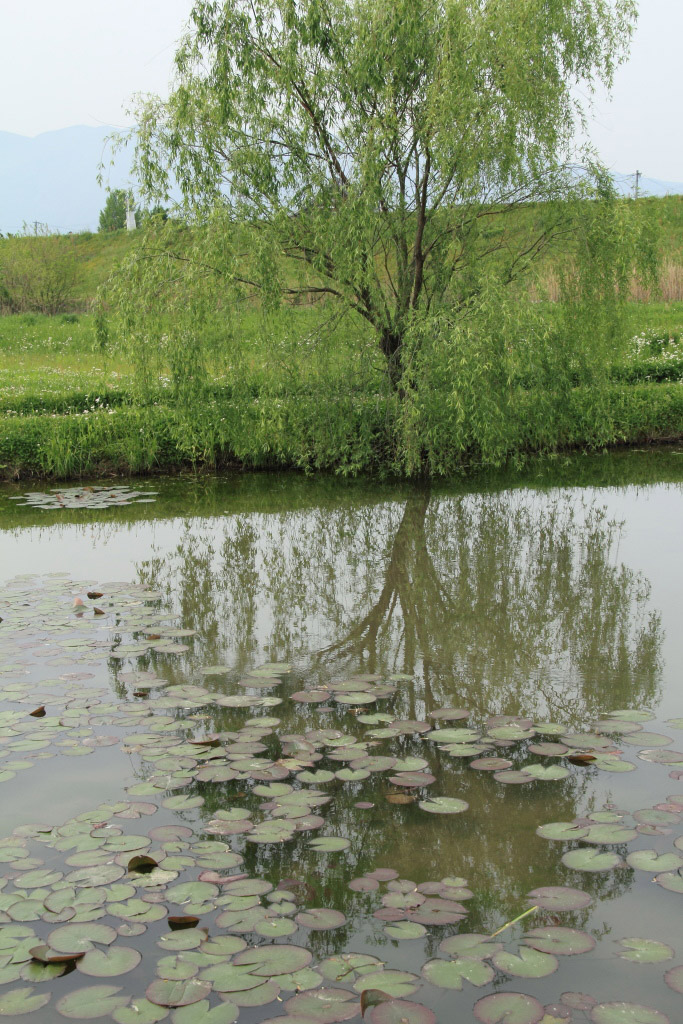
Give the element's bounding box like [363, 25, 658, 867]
[120, 0, 641, 387]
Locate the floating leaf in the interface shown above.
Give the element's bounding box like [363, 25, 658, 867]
[473, 992, 544, 1024]
[526, 886, 592, 911]
[589, 1004, 669, 1024]
[536, 822, 588, 841]
[112, 999, 169, 1023]
[146, 980, 211, 1008]
[523, 927, 596, 955]
[492, 946, 559, 978]
[0, 987, 51, 1016]
[368, 999, 435, 1024]
[616, 938, 674, 964]
[296, 908, 347, 930]
[664, 965, 683, 994]
[77, 945, 142, 977]
[438, 934, 502, 959]
[286, 988, 358, 1022]
[561, 849, 621, 872]
[626, 850, 683, 872]
[354, 971, 420, 998]
[233, 944, 313, 976]
[56, 985, 129, 1018]
[309, 837, 350, 852]
[421, 958, 494, 989]
[170, 1001, 238, 1023]
[48, 922, 117, 953]
[384, 921, 426, 940]
[418, 797, 468, 815]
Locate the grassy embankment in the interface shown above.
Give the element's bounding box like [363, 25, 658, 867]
[2, 198, 683, 479]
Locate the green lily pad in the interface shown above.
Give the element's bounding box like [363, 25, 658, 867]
[526, 886, 592, 911]
[438, 934, 502, 959]
[384, 921, 427, 940]
[473, 992, 544, 1024]
[523, 927, 596, 955]
[654, 871, 683, 893]
[233, 944, 313, 977]
[146, 980, 211, 1008]
[418, 797, 468, 815]
[354, 970, 420, 998]
[309, 837, 350, 852]
[368, 1000, 435, 1024]
[295, 908, 346, 930]
[561, 848, 621, 872]
[112, 998, 169, 1023]
[421, 957, 494, 989]
[616, 938, 674, 964]
[48, 922, 117, 953]
[492, 946, 558, 978]
[0, 987, 51, 1016]
[582, 824, 638, 844]
[56, 984, 129, 1018]
[664, 965, 683, 994]
[626, 850, 683, 872]
[285, 988, 358, 1022]
[170, 1001, 238, 1023]
[536, 821, 588, 841]
[589, 1004, 669, 1023]
[77, 945, 142, 976]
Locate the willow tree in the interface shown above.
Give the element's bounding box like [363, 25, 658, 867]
[123, 0, 638, 387]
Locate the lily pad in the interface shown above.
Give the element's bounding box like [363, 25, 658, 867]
[354, 970, 420, 998]
[146, 980, 211, 1008]
[421, 957, 494, 989]
[523, 927, 596, 955]
[526, 886, 592, 911]
[309, 837, 350, 852]
[233, 944, 313, 976]
[664, 965, 683, 994]
[56, 985, 129, 1018]
[368, 1000, 436, 1024]
[473, 992, 544, 1024]
[616, 938, 674, 964]
[285, 989, 358, 1023]
[296, 908, 347, 930]
[418, 797, 468, 815]
[170, 1002, 238, 1024]
[492, 946, 558, 978]
[589, 1004, 669, 1024]
[78, 945, 142, 977]
[561, 849, 621, 872]
[0, 987, 52, 1016]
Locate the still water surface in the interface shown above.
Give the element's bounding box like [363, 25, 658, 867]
[1, 451, 682, 1023]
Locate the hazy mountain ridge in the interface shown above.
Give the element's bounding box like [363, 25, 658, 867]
[0, 126, 135, 234]
[1, 125, 681, 234]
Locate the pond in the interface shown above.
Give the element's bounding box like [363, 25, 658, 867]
[1, 450, 682, 1024]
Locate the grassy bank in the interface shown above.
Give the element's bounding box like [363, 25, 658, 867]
[2, 303, 683, 480]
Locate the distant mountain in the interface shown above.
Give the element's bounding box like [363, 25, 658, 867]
[1, 126, 681, 235]
[611, 172, 683, 198]
[0, 126, 136, 235]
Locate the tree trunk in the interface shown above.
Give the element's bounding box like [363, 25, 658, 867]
[380, 329, 403, 391]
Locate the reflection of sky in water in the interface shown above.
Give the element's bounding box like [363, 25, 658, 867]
[0, 463, 682, 1022]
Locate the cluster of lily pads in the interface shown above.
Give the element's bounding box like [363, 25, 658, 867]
[7, 487, 157, 510]
[1, 574, 683, 1023]
[0, 793, 680, 1024]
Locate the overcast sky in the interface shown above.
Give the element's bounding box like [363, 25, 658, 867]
[1, 0, 681, 182]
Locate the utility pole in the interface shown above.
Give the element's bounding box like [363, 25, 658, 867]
[634, 170, 642, 200]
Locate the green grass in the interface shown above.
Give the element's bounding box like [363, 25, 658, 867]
[2, 302, 683, 480]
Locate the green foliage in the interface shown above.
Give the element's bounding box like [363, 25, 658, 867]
[98, 190, 139, 232]
[119, 0, 643, 388]
[0, 228, 79, 315]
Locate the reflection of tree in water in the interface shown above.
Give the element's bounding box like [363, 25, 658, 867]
[137, 489, 662, 724]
